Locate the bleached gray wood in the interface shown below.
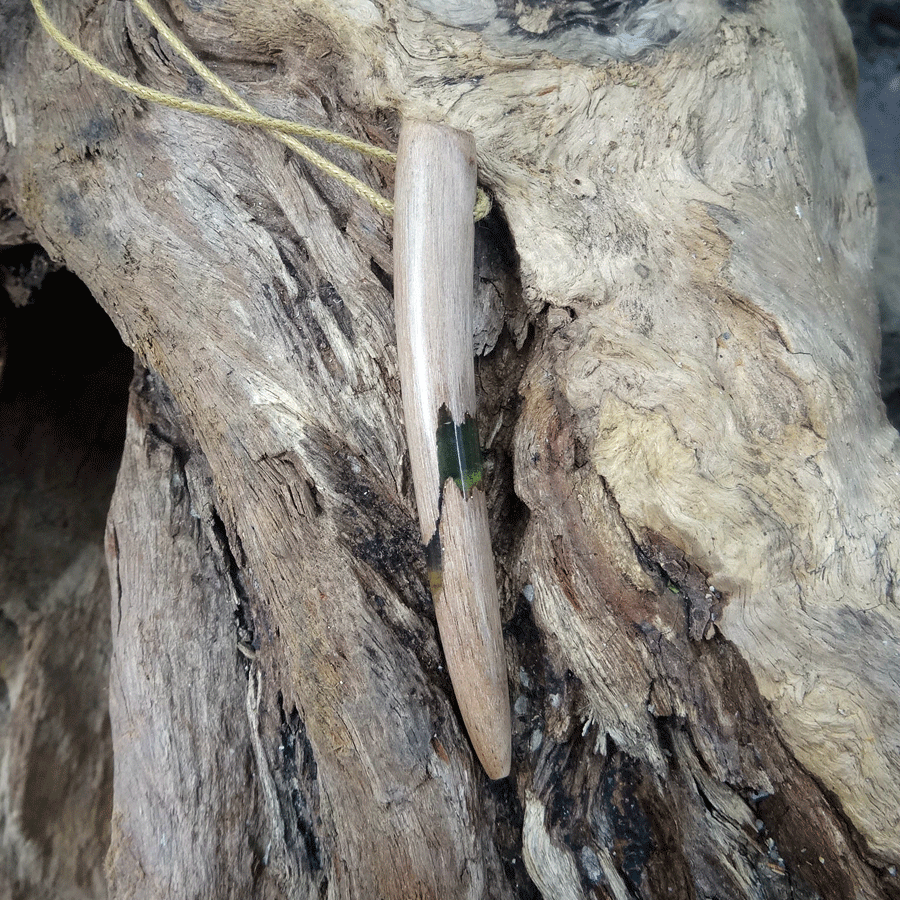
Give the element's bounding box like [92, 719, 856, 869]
[394, 119, 511, 779]
[3, 0, 899, 896]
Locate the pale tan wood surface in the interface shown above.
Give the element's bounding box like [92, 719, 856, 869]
[434, 482, 511, 780]
[394, 119, 477, 542]
[394, 119, 510, 779]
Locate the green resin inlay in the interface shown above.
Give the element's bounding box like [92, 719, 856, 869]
[435, 405, 484, 499]
[424, 407, 484, 600]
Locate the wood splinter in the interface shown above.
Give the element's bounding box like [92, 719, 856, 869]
[393, 119, 512, 779]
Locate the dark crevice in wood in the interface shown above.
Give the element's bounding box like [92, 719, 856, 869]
[276, 694, 325, 879]
[490, 774, 543, 900]
[317, 279, 355, 344]
[474, 233, 533, 602]
[208, 504, 259, 648]
[369, 255, 393, 295]
[0, 246, 131, 898]
[638, 529, 726, 641]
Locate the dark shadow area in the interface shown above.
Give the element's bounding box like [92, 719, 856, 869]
[844, 0, 900, 428]
[0, 244, 132, 602]
[0, 243, 132, 899]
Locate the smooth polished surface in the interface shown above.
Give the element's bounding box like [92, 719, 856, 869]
[394, 119, 511, 779]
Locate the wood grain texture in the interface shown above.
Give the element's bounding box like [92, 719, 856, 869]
[394, 119, 511, 779]
[435, 480, 510, 780]
[3, 0, 900, 895]
[394, 120, 478, 543]
[105, 381, 271, 897]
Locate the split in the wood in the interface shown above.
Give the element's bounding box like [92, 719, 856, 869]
[426, 406, 487, 596]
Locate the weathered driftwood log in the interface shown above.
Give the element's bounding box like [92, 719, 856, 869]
[1, 0, 899, 897]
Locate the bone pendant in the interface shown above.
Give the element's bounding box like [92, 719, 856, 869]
[393, 119, 511, 779]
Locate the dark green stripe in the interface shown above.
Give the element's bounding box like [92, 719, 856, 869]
[435, 404, 484, 498]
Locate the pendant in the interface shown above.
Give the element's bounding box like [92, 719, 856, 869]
[393, 119, 511, 779]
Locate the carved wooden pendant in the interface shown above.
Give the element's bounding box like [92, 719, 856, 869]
[393, 119, 511, 779]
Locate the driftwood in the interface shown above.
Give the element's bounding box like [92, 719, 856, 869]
[1, 0, 899, 897]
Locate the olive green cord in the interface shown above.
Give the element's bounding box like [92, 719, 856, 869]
[30, 0, 492, 220]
